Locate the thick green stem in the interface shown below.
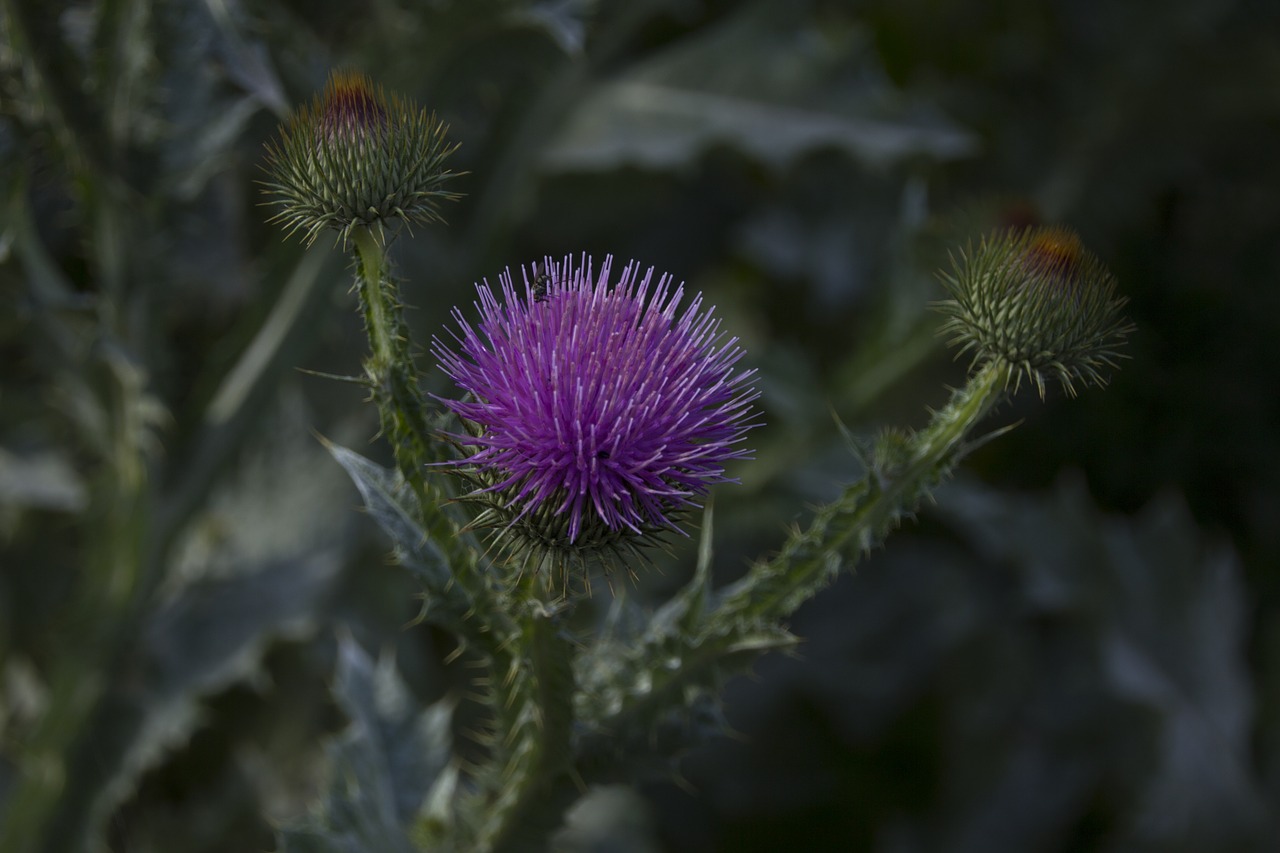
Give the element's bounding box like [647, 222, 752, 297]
[349, 227, 517, 654]
[480, 591, 576, 853]
[353, 227, 392, 365]
[352, 226, 433, 490]
[350, 229, 558, 853]
[414, 574, 576, 853]
[719, 358, 1012, 624]
[575, 360, 1015, 774]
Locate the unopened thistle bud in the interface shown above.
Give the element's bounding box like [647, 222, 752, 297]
[262, 70, 460, 244]
[935, 226, 1133, 397]
[432, 255, 760, 582]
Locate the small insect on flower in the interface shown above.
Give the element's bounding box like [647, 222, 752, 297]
[432, 255, 760, 583]
[531, 263, 552, 304]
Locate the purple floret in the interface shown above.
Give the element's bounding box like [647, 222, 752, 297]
[433, 254, 759, 545]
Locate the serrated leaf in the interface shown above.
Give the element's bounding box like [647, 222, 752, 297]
[331, 633, 454, 826]
[324, 441, 502, 652]
[935, 476, 1269, 845]
[279, 635, 456, 852]
[61, 555, 344, 851]
[325, 442, 451, 587]
[1098, 495, 1264, 842]
[543, 3, 975, 173]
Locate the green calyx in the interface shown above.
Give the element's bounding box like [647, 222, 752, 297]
[935, 226, 1134, 397]
[262, 70, 461, 245]
[445, 464, 677, 594]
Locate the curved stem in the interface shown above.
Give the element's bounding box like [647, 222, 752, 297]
[349, 227, 518, 650]
[351, 224, 440, 504]
[572, 360, 1016, 778]
[720, 358, 1012, 624]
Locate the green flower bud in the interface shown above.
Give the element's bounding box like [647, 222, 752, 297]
[935, 226, 1134, 397]
[261, 70, 461, 244]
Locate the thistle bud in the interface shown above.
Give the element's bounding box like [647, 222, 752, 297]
[935, 226, 1133, 397]
[262, 71, 460, 244]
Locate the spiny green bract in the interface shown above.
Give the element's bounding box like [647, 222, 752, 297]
[262, 70, 461, 245]
[935, 226, 1134, 397]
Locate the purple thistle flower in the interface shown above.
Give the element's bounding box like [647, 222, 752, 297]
[433, 255, 759, 555]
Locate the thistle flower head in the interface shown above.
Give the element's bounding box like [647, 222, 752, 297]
[261, 70, 460, 245]
[432, 255, 759, 576]
[935, 226, 1134, 397]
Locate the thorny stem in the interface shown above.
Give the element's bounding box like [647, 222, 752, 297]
[352, 227, 576, 853]
[574, 360, 1016, 773]
[349, 226, 518, 651]
[412, 570, 576, 853]
[720, 358, 1012, 623]
[352, 225, 429, 487]
[349, 233, 583, 849]
[480, 572, 576, 853]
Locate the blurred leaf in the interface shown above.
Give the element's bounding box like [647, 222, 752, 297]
[509, 0, 591, 56]
[543, 3, 975, 173]
[138, 554, 342, 719]
[551, 785, 661, 853]
[278, 633, 454, 853]
[151, 0, 286, 200]
[277, 827, 352, 853]
[198, 0, 289, 116]
[324, 442, 451, 588]
[0, 447, 87, 514]
[330, 632, 453, 827]
[1, 187, 74, 305]
[168, 93, 264, 200]
[50, 554, 344, 852]
[935, 476, 1269, 848]
[662, 476, 1272, 850]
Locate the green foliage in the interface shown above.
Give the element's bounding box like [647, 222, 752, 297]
[1, 0, 1277, 851]
[324, 444, 476, 632]
[280, 635, 454, 853]
[262, 71, 462, 245]
[655, 476, 1269, 851]
[541, 3, 977, 174]
[936, 477, 1263, 848]
[936, 226, 1134, 397]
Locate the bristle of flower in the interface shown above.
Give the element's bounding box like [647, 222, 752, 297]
[261, 70, 462, 245]
[934, 226, 1133, 398]
[319, 71, 388, 142]
[432, 255, 760, 578]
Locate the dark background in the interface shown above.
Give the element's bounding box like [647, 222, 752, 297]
[1, 0, 1278, 850]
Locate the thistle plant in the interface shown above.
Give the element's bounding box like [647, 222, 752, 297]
[936, 226, 1133, 397]
[262, 74, 1132, 852]
[433, 256, 759, 584]
[261, 70, 461, 245]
